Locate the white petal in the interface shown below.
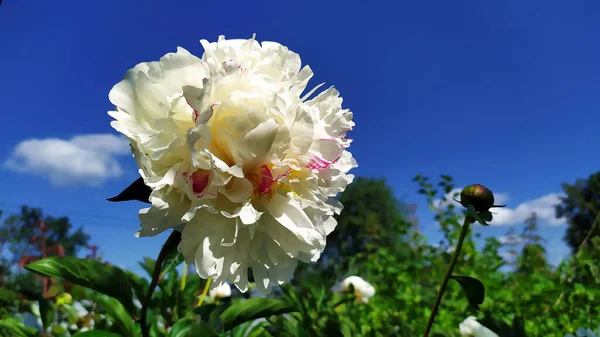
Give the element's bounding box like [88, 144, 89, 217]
[221, 177, 253, 203]
[252, 264, 271, 294]
[238, 203, 262, 225]
[194, 236, 221, 279]
[240, 118, 279, 167]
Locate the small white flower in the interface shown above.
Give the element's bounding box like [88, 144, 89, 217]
[72, 301, 89, 317]
[459, 317, 499, 337]
[109, 34, 356, 293]
[340, 275, 376, 303]
[209, 282, 232, 299]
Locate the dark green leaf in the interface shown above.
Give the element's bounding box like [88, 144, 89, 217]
[265, 325, 294, 337]
[169, 318, 219, 337]
[125, 270, 149, 302]
[479, 314, 513, 336]
[150, 322, 168, 337]
[450, 275, 485, 310]
[24, 256, 136, 315]
[91, 293, 136, 337]
[139, 257, 157, 278]
[107, 177, 151, 203]
[479, 211, 493, 223]
[322, 316, 344, 337]
[169, 318, 192, 337]
[511, 316, 528, 337]
[467, 204, 489, 226]
[38, 298, 55, 330]
[72, 331, 124, 337]
[194, 303, 229, 333]
[221, 298, 298, 331]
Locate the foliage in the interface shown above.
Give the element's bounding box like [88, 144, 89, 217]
[2, 174, 599, 336]
[556, 171, 600, 253]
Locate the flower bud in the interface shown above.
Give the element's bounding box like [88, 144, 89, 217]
[456, 184, 504, 213]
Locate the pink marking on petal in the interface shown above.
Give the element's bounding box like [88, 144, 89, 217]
[275, 169, 291, 182]
[193, 110, 199, 123]
[247, 166, 288, 195]
[257, 165, 274, 194]
[184, 170, 211, 195]
[305, 151, 344, 170]
[306, 156, 330, 170]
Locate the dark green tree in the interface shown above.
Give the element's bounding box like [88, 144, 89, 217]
[517, 213, 548, 275]
[293, 177, 413, 284]
[555, 171, 600, 253]
[0, 206, 91, 299]
[2, 206, 90, 265]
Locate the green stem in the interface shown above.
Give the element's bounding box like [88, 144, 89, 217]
[423, 216, 472, 337]
[140, 230, 180, 337]
[196, 278, 212, 308]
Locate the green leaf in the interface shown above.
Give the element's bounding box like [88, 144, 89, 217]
[451, 275, 485, 310]
[51, 324, 67, 335]
[0, 318, 39, 337]
[479, 211, 493, 223]
[107, 177, 151, 203]
[194, 302, 229, 332]
[479, 314, 514, 337]
[91, 293, 136, 337]
[139, 257, 157, 279]
[169, 318, 219, 337]
[38, 298, 55, 330]
[511, 316, 528, 337]
[467, 204, 489, 226]
[72, 331, 124, 337]
[24, 256, 136, 315]
[125, 270, 149, 302]
[221, 298, 298, 331]
[322, 316, 345, 337]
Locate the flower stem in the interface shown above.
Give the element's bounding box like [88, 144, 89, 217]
[196, 278, 212, 308]
[140, 230, 180, 337]
[423, 215, 472, 337]
[180, 262, 188, 291]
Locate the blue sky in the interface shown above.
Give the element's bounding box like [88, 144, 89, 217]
[1, 0, 599, 276]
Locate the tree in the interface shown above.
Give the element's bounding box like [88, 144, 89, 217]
[555, 171, 600, 253]
[293, 177, 414, 284]
[517, 213, 549, 275]
[0, 206, 91, 298]
[2, 206, 90, 265]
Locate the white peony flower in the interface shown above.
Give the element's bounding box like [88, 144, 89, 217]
[108, 34, 356, 294]
[340, 275, 376, 303]
[209, 282, 232, 299]
[459, 317, 499, 337]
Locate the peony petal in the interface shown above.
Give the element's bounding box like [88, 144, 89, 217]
[252, 264, 271, 294]
[221, 177, 253, 203]
[240, 118, 278, 167]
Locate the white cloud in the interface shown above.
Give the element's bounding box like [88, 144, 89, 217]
[4, 134, 130, 186]
[490, 193, 566, 226]
[431, 187, 565, 226]
[499, 250, 517, 264]
[498, 234, 522, 245]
